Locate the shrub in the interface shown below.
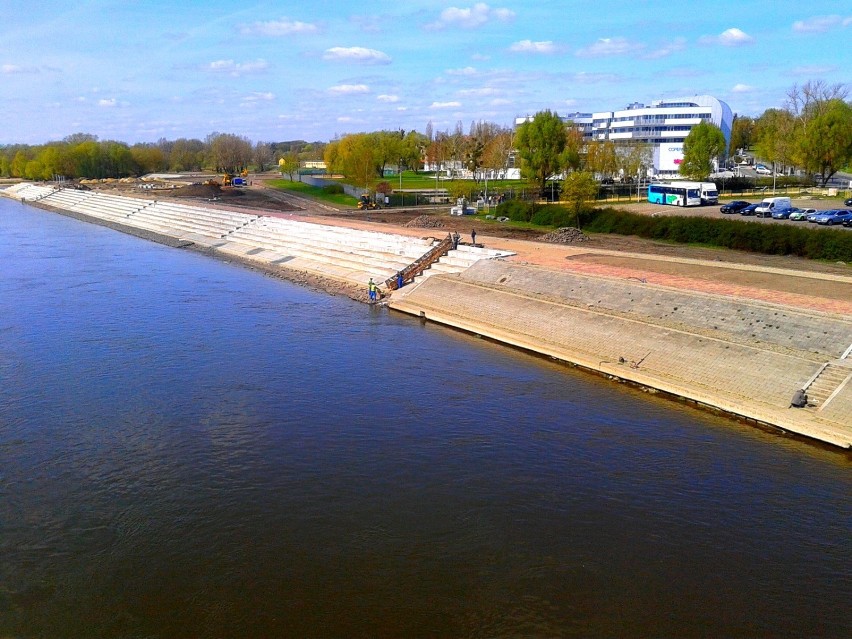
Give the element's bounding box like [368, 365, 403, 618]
[322, 183, 344, 195]
[582, 209, 852, 261]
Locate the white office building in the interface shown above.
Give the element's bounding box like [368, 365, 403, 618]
[516, 95, 733, 178]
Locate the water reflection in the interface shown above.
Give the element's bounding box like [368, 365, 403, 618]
[0, 201, 849, 638]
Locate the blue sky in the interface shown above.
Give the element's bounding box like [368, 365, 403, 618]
[1, 0, 849, 145]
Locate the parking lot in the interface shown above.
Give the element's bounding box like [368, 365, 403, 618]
[620, 197, 852, 230]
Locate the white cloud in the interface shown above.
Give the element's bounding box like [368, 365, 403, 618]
[323, 47, 391, 65]
[446, 66, 477, 76]
[490, 98, 511, 105]
[790, 64, 837, 76]
[240, 92, 275, 106]
[571, 72, 620, 84]
[327, 84, 370, 95]
[205, 59, 269, 76]
[576, 37, 642, 57]
[2, 63, 38, 74]
[430, 101, 462, 108]
[239, 17, 319, 36]
[458, 87, 498, 96]
[700, 28, 754, 46]
[643, 37, 686, 59]
[377, 94, 399, 102]
[509, 40, 556, 54]
[98, 98, 117, 107]
[792, 15, 852, 33]
[427, 3, 515, 30]
[731, 83, 754, 93]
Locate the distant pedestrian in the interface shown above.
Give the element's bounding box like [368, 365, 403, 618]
[789, 389, 808, 408]
[368, 278, 378, 301]
[396, 271, 404, 289]
[470, 228, 477, 246]
[452, 231, 460, 249]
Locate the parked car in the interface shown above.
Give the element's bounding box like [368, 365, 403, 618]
[720, 200, 751, 214]
[771, 207, 796, 220]
[739, 203, 760, 216]
[845, 197, 852, 206]
[755, 165, 772, 175]
[813, 209, 852, 226]
[789, 208, 815, 221]
[806, 210, 824, 222]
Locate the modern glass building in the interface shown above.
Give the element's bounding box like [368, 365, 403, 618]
[516, 95, 734, 178]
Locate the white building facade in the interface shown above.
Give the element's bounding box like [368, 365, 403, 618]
[516, 95, 733, 179]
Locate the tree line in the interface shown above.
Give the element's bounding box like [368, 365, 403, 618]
[0, 133, 326, 181]
[320, 121, 517, 189]
[727, 81, 852, 184]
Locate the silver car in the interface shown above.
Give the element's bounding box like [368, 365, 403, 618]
[789, 208, 815, 221]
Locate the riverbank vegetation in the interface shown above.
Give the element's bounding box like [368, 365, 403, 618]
[0, 134, 326, 181]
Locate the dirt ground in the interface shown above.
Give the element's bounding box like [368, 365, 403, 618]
[84, 176, 852, 316]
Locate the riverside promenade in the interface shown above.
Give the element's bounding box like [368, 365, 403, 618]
[4, 182, 851, 449]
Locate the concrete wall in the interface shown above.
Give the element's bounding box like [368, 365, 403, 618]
[390, 260, 852, 448]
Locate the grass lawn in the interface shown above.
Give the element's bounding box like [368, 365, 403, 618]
[266, 179, 358, 207]
[393, 171, 527, 193]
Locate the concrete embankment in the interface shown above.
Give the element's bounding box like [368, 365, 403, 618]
[5, 183, 851, 448]
[390, 260, 852, 449]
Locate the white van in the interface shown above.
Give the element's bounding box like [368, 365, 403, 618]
[754, 197, 791, 218]
[699, 182, 718, 205]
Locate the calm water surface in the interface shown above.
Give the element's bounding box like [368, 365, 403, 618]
[1, 200, 850, 638]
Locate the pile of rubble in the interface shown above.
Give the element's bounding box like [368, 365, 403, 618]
[540, 227, 590, 243]
[404, 215, 445, 229]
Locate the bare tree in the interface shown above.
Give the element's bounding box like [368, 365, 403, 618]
[785, 80, 849, 122]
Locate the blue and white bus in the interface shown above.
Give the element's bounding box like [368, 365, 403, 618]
[648, 181, 717, 207]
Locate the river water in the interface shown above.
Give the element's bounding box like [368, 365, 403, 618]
[1, 199, 850, 638]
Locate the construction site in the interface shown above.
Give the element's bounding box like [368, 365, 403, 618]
[4, 178, 851, 450]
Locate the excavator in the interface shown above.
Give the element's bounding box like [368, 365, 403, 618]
[221, 169, 250, 187]
[357, 194, 380, 210]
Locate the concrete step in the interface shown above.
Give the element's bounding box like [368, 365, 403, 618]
[805, 364, 852, 407]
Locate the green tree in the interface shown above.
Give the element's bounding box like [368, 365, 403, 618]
[130, 143, 166, 175]
[24, 159, 45, 180]
[560, 171, 598, 226]
[797, 99, 852, 184]
[729, 115, 755, 154]
[169, 138, 205, 172]
[207, 133, 253, 173]
[754, 108, 796, 173]
[584, 140, 618, 178]
[11, 149, 31, 177]
[278, 151, 300, 180]
[514, 110, 566, 192]
[398, 130, 427, 173]
[561, 127, 584, 173]
[251, 141, 272, 172]
[481, 129, 515, 176]
[616, 142, 653, 180]
[679, 122, 727, 179]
